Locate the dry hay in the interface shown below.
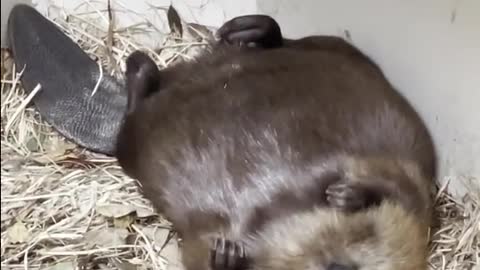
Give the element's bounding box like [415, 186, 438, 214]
[1, 2, 479, 270]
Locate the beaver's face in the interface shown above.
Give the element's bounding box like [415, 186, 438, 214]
[248, 202, 429, 270]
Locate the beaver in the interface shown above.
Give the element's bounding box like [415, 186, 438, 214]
[116, 15, 437, 270]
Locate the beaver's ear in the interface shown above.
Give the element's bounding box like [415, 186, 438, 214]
[125, 51, 160, 113]
[326, 262, 358, 270]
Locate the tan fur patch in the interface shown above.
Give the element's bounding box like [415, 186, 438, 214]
[250, 201, 429, 270]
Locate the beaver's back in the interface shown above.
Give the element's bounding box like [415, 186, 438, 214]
[119, 45, 436, 236]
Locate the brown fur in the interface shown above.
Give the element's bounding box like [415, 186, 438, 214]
[250, 201, 430, 270]
[115, 35, 437, 270]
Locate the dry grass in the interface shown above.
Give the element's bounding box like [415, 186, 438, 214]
[1, 2, 478, 270]
[428, 180, 479, 270]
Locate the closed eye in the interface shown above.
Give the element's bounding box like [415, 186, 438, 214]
[326, 262, 358, 270]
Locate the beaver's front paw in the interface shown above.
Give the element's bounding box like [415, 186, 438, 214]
[216, 15, 282, 49]
[326, 181, 380, 212]
[210, 237, 247, 270]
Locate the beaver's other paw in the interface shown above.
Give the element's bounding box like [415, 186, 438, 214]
[210, 237, 247, 270]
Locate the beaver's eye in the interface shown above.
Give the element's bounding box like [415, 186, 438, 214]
[326, 262, 358, 270]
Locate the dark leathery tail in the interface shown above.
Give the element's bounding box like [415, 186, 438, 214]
[7, 4, 127, 155]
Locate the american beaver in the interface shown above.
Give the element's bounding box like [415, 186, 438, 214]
[116, 15, 437, 270]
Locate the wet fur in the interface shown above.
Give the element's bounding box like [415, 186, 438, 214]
[116, 18, 436, 270]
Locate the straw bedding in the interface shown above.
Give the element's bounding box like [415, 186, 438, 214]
[1, 3, 478, 270]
